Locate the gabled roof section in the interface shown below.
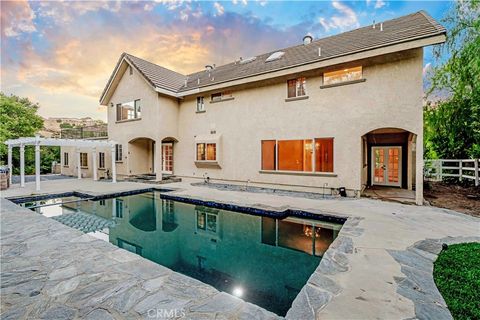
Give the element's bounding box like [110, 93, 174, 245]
[99, 53, 186, 104]
[99, 11, 445, 103]
[125, 54, 186, 92]
[180, 11, 445, 92]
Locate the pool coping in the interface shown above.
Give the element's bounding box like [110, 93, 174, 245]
[5, 187, 355, 318]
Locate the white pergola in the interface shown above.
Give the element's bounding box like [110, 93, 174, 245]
[5, 136, 117, 191]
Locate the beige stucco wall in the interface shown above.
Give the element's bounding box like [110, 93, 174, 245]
[60, 145, 112, 179]
[175, 48, 423, 194]
[89, 48, 423, 198]
[106, 64, 179, 178]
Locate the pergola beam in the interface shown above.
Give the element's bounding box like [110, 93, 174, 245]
[5, 136, 118, 190]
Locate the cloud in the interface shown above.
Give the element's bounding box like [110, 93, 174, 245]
[423, 62, 432, 77]
[318, 0, 359, 32]
[374, 0, 386, 9]
[1, 0, 36, 37]
[213, 2, 225, 16]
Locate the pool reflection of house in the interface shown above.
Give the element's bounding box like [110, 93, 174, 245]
[60, 12, 446, 205]
[69, 193, 341, 314]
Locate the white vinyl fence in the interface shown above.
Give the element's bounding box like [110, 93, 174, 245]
[424, 159, 480, 186]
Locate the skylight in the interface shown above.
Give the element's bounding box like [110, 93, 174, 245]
[265, 51, 285, 62]
[239, 56, 257, 64]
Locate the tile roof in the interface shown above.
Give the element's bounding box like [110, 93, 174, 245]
[102, 10, 445, 100]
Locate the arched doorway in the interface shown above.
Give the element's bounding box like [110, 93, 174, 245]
[361, 128, 419, 199]
[161, 137, 177, 175]
[128, 137, 156, 175]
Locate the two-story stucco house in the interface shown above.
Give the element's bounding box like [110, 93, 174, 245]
[61, 11, 446, 205]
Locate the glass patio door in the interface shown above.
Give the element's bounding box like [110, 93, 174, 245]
[161, 143, 173, 174]
[371, 146, 401, 187]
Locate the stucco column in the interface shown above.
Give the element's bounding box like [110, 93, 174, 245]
[76, 148, 81, 179]
[19, 144, 25, 187]
[415, 133, 423, 205]
[35, 142, 41, 191]
[92, 147, 98, 181]
[155, 141, 162, 181]
[111, 145, 117, 183]
[7, 145, 12, 185]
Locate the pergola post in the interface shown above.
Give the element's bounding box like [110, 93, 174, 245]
[35, 140, 41, 191]
[76, 148, 81, 179]
[7, 145, 12, 185]
[92, 147, 98, 181]
[20, 144, 25, 187]
[111, 144, 117, 183]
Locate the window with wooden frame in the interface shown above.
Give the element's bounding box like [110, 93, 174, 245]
[80, 152, 88, 168]
[261, 138, 334, 173]
[99, 152, 105, 169]
[323, 66, 362, 86]
[196, 143, 216, 161]
[211, 90, 233, 102]
[287, 77, 307, 98]
[196, 96, 205, 112]
[116, 99, 141, 121]
[63, 152, 69, 166]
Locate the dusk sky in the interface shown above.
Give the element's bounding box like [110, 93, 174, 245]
[1, 0, 452, 121]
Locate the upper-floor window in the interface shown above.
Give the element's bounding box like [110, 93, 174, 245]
[211, 90, 233, 102]
[287, 77, 307, 98]
[63, 152, 69, 166]
[116, 99, 141, 121]
[196, 143, 216, 161]
[115, 144, 123, 162]
[80, 152, 88, 168]
[323, 66, 362, 86]
[99, 152, 105, 169]
[196, 97, 205, 112]
[261, 138, 334, 173]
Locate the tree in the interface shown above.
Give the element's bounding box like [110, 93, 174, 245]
[0, 93, 59, 174]
[425, 0, 480, 159]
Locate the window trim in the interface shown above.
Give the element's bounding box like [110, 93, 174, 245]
[80, 152, 88, 168]
[63, 152, 69, 167]
[115, 144, 123, 162]
[286, 77, 307, 99]
[98, 152, 105, 169]
[260, 138, 335, 174]
[116, 99, 142, 122]
[209, 91, 234, 103]
[321, 66, 364, 88]
[195, 142, 217, 162]
[196, 96, 205, 113]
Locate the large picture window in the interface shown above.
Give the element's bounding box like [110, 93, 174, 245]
[196, 143, 216, 161]
[261, 138, 334, 173]
[116, 99, 141, 121]
[287, 77, 307, 98]
[323, 66, 362, 86]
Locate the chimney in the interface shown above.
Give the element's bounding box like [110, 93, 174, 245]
[303, 34, 313, 45]
[372, 20, 376, 29]
[205, 65, 213, 71]
[380, 22, 383, 31]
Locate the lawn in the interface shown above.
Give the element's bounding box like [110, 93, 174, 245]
[433, 242, 480, 320]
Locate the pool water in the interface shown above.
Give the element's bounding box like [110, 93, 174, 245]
[27, 191, 342, 316]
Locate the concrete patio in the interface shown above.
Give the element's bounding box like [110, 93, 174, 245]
[1, 178, 479, 319]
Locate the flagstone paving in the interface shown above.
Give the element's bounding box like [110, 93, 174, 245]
[1, 178, 479, 319]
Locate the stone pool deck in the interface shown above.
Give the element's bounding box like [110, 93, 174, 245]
[1, 178, 479, 319]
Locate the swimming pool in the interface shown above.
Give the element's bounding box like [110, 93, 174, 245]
[21, 191, 343, 316]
